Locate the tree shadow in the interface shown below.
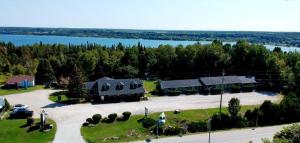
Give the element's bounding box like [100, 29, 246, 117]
[257, 91, 277, 96]
[42, 102, 67, 108]
[27, 124, 40, 132]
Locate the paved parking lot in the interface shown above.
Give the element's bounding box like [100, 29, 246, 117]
[4, 90, 281, 143]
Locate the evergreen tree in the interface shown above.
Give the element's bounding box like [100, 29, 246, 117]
[228, 98, 241, 119]
[35, 59, 56, 84]
[67, 64, 87, 99]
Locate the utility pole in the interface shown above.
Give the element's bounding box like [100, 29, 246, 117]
[219, 69, 225, 115]
[207, 118, 211, 143]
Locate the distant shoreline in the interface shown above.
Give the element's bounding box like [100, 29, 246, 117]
[0, 27, 300, 47]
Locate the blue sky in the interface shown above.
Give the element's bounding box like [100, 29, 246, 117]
[0, 0, 299, 31]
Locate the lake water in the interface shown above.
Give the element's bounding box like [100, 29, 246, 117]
[0, 34, 299, 52]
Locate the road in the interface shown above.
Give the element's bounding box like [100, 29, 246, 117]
[132, 124, 290, 143]
[4, 90, 281, 143]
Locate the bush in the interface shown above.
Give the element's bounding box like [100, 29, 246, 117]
[142, 118, 157, 128]
[82, 122, 89, 127]
[273, 124, 300, 143]
[121, 112, 131, 121]
[167, 91, 181, 96]
[210, 88, 221, 95]
[187, 121, 207, 133]
[211, 113, 232, 130]
[104, 113, 118, 123]
[164, 125, 185, 135]
[86, 118, 93, 124]
[26, 117, 35, 126]
[242, 85, 254, 92]
[152, 125, 163, 135]
[259, 100, 282, 125]
[92, 114, 102, 124]
[229, 85, 241, 93]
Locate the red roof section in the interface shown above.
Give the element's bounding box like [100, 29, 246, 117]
[6, 75, 35, 84]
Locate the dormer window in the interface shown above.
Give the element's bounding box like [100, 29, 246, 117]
[116, 82, 124, 90]
[102, 82, 110, 91]
[130, 81, 138, 89]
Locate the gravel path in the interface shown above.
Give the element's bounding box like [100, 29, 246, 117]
[4, 90, 281, 143]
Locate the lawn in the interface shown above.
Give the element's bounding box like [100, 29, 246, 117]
[0, 118, 56, 143]
[143, 80, 157, 97]
[48, 91, 69, 103]
[0, 85, 44, 96]
[81, 105, 257, 143]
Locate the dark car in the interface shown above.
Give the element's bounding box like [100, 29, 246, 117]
[9, 108, 33, 119]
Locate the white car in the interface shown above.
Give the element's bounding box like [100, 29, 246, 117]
[13, 104, 29, 110]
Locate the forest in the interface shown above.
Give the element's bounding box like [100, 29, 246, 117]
[0, 40, 300, 94]
[1, 27, 300, 47]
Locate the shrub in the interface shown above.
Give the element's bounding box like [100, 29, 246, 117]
[229, 85, 241, 93]
[164, 125, 185, 135]
[82, 122, 89, 127]
[273, 124, 300, 143]
[104, 113, 118, 123]
[187, 121, 207, 133]
[228, 98, 241, 119]
[167, 91, 181, 96]
[244, 108, 259, 127]
[142, 118, 157, 128]
[92, 114, 102, 124]
[86, 118, 93, 124]
[211, 113, 232, 130]
[26, 117, 35, 126]
[122, 112, 131, 121]
[259, 100, 282, 125]
[152, 125, 163, 135]
[210, 88, 221, 95]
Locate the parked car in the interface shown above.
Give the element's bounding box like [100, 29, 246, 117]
[9, 108, 33, 119]
[12, 104, 29, 110]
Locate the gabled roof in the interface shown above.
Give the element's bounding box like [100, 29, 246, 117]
[200, 76, 242, 86]
[160, 79, 202, 89]
[6, 75, 35, 84]
[86, 77, 145, 96]
[238, 76, 256, 84]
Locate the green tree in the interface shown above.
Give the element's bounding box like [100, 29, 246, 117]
[228, 98, 241, 119]
[67, 65, 87, 99]
[35, 59, 56, 84]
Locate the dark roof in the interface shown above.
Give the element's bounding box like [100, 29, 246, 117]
[238, 76, 256, 84]
[6, 75, 35, 84]
[160, 79, 202, 89]
[86, 78, 145, 96]
[200, 76, 242, 86]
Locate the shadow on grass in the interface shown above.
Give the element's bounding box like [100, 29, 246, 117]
[27, 124, 41, 132]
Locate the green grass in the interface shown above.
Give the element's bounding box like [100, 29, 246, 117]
[0, 85, 44, 96]
[81, 105, 257, 143]
[0, 118, 56, 143]
[143, 80, 157, 97]
[48, 91, 69, 103]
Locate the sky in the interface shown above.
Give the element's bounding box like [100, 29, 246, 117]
[0, 0, 300, 32]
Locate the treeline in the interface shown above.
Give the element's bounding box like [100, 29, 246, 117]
[1, 27, 300, 47]
[0, 40, 300, 93]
